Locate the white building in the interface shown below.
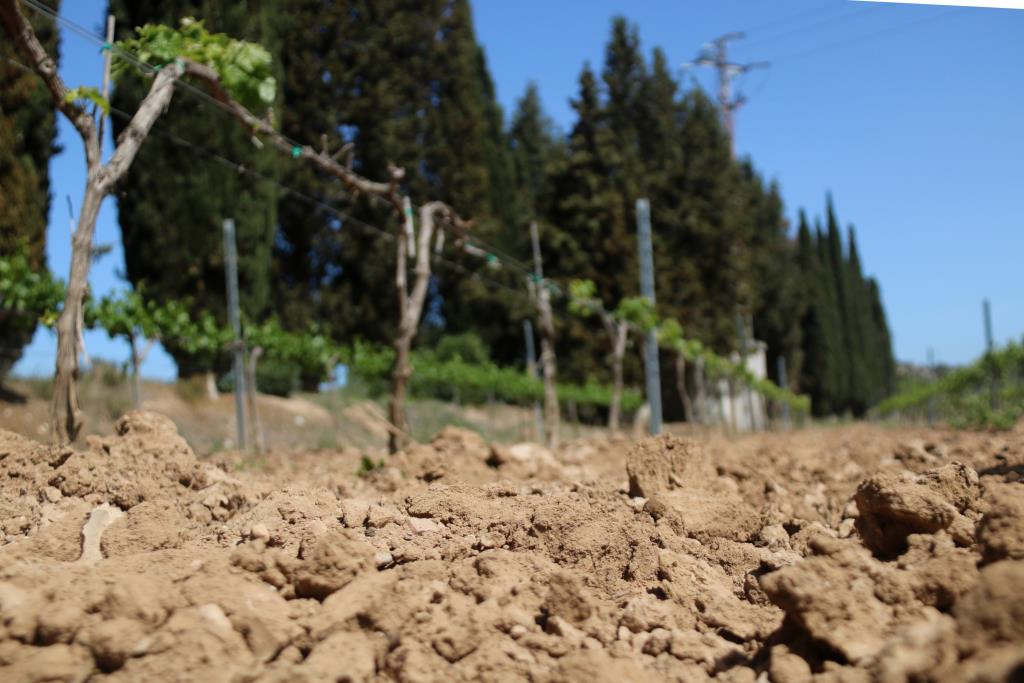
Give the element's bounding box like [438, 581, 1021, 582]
[701, 339, 768, 432]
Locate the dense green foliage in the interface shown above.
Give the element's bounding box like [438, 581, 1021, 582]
[654, 308, 811, 414]
[346, 343, 644, 412]
[273, 0, 521, 358]
[115, 18, 276, 110]
[529, 20, 892, 418]
[0, 247, 64, 327]
[796, 199, 895, 416]
[109, 0, 282, 377]
[253, 357, 298, 397]
[567, 278, 811, 414]
[876, 342, 1024, 430]
[0, 0, 59, 380]
[435, 332, 490, 366]
[0, 251, 633, 409]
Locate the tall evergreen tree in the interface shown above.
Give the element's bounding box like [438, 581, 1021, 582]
[662, 88, 743, 351]
[812, 219, 843, 412]
[796, 213, 829, 412]
[743, 170, 805, 389]
[824, 194, 852, 408]
[636, 48, 679, 182]
[845, 225, 871, 414]
[508, 82, 559, 232]
[866, 277, 896, 401]
[548, 63, 606, 280]
[272, 0, 520, 361]
[547, 63, 617, 381]
[109, 0, 281, 377]
[0, 0, 59, 379]
[601, 16, 645, 211]
[273, 0, 394, 356]
[428, 0, 523, 355]
[796, 198, 896, 415]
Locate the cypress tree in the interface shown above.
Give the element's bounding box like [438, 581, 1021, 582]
[444, 81, 563, 365]
[798, 216, 843, 415]
[636, 47, 680, 184]
[508, 82, 560, 233]
[744, 171, 805, 390]
[845, 225, 871, 414]
[272, 0, 398, 358]
[549, 62, 606, 279]
[548, 27, 678, 386]
[548, 63, 616, 382]
[824, 194, 852, 408]
[638, 47, 689, 338]
[796, 213, 829, 413]
[0, 1, 59, 379]
[428, 0, 522, 349]
[796, 199, 896, 414]
[601, 16, 645, 207]
[109, 0, 281, 377]
[812, 219, 840, 411]
[474, 44, 519, 236]
[271, 0, 520, 359]
[665, 89, 743, 351]
[866, 278, 896, 400]
[564, 16, 644, 309]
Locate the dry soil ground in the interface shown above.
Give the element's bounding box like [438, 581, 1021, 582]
[0, 377, 575, 453]
[0, 410, 1022, 682]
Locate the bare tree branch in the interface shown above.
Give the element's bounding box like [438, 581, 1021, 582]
[387, 201, 470, 453]
[180, 60, 405, 215]
[0, 0, 96, 160]
[399, 201, 470, 336]
[101, 65, 180, 191]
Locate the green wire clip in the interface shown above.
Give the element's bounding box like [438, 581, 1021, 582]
[100, 42, 113, 52]
[291, 146, 302, 159]
[485, 253, 497, 265]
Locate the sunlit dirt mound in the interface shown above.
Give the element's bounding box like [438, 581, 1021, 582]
[0, 413, 1022, 681]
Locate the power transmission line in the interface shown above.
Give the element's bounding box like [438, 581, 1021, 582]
[684, 32, 769, 156]
[687, 5, 956, 125]
[740, 1, 878, 51]
[770, 6, 958, 64]
[740, 1, 854, 37]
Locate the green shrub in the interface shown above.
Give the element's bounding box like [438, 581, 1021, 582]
[435, 332, 490, 365]
[255, 357, 298, 397]
[876, 340, 1024, 430]
[347, 343, 643, 411]
[217, 357, 298, 398]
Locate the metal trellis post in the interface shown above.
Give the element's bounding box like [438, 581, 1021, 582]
[636, 199, 662, 435]
[223, 218, 247, 450]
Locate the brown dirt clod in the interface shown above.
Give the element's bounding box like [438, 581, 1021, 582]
[0, 414, 1022, 681]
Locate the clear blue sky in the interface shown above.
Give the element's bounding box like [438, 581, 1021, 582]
[13, 0, 1024, 379]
